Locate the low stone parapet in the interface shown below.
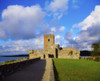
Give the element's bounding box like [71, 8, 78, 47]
[0, 58, 40, 80]
[42, 58, 55, 81]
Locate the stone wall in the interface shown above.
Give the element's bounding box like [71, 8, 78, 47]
[29, 34, 80, 59]
[29, 47, 80, 59]
[44, 34, 55, 50]
[44, 48, 56, 58]
[58, 47, 80, 59]
[0, 58, 40, 80]
[29, 50, 44, 59]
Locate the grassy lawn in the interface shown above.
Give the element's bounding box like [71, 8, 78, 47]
[53, 59, 100, 81]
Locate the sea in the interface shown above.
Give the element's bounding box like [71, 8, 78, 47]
[0, 56, 91, 63]
[0, 56, 28, 63]
[80, 56, 91, 58]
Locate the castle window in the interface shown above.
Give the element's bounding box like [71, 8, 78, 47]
[48, 39, 50, 41]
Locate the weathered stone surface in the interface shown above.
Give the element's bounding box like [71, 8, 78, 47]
[29, 34, 80, 59]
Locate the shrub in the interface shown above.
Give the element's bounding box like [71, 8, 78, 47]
[91, 41, 100, 56]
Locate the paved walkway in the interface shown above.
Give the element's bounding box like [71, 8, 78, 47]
[2, 60, 46, 81]
[42, 59, 51, 81]
[42, 58, 55, 81]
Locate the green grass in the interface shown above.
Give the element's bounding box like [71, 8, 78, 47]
[53, 59, 100, 81]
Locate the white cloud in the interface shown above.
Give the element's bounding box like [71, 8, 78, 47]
[57, 13, 63, 19]
[34, 36, 44, 48]
[40, 23, 51, 34]
[66, 5, 100, 50]
[74, 5, 100, 42]
[51, 27, 56, 33]
[0, 36, 44, 55]
[72, 0, 79, 9]
[46, 0, 69, 19]
[47, 0, 68, 12]
[65, 30, 73, 41]
[50, 26, 66, 34]
[55, 35, 62, 40]
[74, 6, 100, 30]
[55, 35, 65, 47]
[40, 23, 66, 34]
[59, 26, 66, 31]
[65, 30, 93, 50]
[0, 5, 45, 40]
[0, 22, 66, 54]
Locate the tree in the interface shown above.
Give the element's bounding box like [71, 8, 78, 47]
[91, 41, 100, 56]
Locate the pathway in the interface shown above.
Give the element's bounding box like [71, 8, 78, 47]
[2, 60, 46, 81]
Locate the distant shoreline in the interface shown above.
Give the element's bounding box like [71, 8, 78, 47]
[0, 54, 29, 57]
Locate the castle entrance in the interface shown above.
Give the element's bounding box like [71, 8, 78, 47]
[48, 54, 54, 58]
[43, 54, 45, 59]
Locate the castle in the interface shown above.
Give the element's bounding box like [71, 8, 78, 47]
[29, 34, 80, 59]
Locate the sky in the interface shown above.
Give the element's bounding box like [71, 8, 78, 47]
[0, 0, 100, 55]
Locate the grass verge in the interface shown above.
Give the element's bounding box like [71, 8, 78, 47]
[53, 58, 100, 81]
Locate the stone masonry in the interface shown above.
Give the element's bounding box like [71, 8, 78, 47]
[29, 34, 80, 59]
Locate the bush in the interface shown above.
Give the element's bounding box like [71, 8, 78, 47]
[93, 56, 100, 61]
[91, 41, 100, 56]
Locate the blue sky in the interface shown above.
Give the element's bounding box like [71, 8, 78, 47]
[0, 0, 100, 55]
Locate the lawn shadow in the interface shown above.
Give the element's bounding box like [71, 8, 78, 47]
[53, 60, 60, 81]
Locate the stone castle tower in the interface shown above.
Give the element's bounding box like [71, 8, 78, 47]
[44, 34, 54, 50]
[29, 34, 80, 59]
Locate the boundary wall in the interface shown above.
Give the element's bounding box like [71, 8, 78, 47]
[0, 58, 40, 80]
